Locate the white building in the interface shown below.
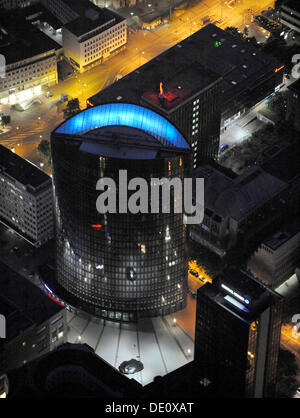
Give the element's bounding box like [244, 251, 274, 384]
[247, 224, 300, 289]
[41, 0, 127, 72]
[0, 11, 59, 105]
[0, 145, 54, 248]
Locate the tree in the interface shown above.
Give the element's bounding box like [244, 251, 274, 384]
[268, 91, 288, 118]
[276, 349, 299, 398]
[37, 140, 51, 163]
[64, 98, 81, 118]
[1, 115, 11, 126]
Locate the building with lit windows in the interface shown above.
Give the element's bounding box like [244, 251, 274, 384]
[49, 103, 191, 322]
[0, 260, 66, 375]
[195, 266, 283, 398]
[88, 23, 283, 153]
[41, 0, 127, 72]
[0, 145, 54, 247]
[0, 10, 59, 105]
[0, 0, 35, 9]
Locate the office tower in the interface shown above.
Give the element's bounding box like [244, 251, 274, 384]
[195, 267, 283, 398]
[0, 145, 54, 247]
[49, 103, 191, 322]
[41, 0, 127, 72]
[0, 260, 66, 374]
[89, 24, 284, 164]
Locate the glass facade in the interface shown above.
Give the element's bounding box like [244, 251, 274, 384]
[51, 104, 191, 322]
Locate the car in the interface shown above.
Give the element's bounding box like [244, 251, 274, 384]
[219, 143, 229, 152]
[189, 269, 199, 278]
[119, 359, 144, 375]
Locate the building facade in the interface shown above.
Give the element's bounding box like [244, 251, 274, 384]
[189, 163, 288, 258]
[247, 222, 300, 289]
[286, 79, 300, 132]
[0, 10, 59, 104]
[194, 267, 283, 398]
[88, 23, 283, 141]
[0, 145, 54, 247]
[280, 0, 300, 33]
[49, 103, 191, 322]
[41, 0, 127, 72]
[0, 261, 66, 374]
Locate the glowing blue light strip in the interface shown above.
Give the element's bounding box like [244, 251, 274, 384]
[55, 103, 190, 149]
[221, 284, 250, 305]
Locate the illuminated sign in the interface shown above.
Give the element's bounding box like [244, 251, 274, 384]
[275, 65, 284, 73]
[92, 224, 103, 229]
[221, 283, 250, 305]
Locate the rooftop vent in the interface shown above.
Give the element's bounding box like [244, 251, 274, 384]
[116, 96, 123, 100]
[232, 44, 237, 48]
[85, 8, 99, 21]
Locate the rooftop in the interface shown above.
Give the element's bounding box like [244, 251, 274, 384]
[262, 139, 300, 183]
[89, 24, 280, 110]
[54, 103, 190, 152]
[0, 260, 64, 341]
[0, 10, 61, 65]
[199, 266, 282, 324]
[288, 78, 300, 95]
[194, 164, 287, 222]
[262, 219, 300, 251]
[61, 0, 125, 37]
[281, 0, 300, 13]
[0, 145, 51, 190]
[142, 63, 219, 113]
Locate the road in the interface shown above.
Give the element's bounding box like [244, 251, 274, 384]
[0, 0, 274, 171]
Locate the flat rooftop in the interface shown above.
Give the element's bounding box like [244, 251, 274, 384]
[61, 0, 125, 37]
[194, 164, 287, 222]
[0, 145, 51, 190]
[89, 24, 280, 110]
[66, 309, 194, 387]
[0, 10, 61, 65]
[281, 0, 300, 13]
[288, 78, 300, 94]
[199, 267, 282, 324]
[262, 140, 300, 183]
[263, 219, 300, 251]
[0, 261, 64, 341]
[142, 63, 219, 113]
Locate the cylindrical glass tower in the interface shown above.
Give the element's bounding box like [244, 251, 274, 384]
[51, 103, 191, 322]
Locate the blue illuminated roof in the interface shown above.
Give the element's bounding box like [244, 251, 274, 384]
[55, 103, 189, 150]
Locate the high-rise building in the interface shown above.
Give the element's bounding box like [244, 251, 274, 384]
[195, 267, 283, 398]
[0, 145, 54, 247]
[88, 24, 283, 159]
[48, 103, 191, 322]
[41, 0, 127, 72]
